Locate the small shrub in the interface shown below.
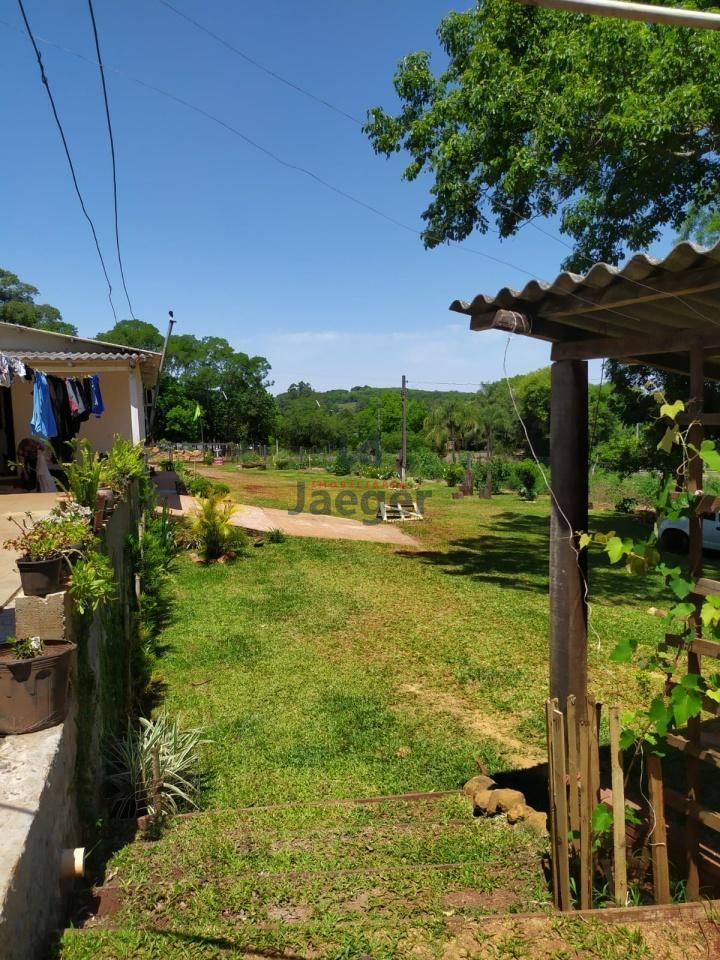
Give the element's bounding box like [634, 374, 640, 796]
[331, 450, 355, 476]
[473, 456, 516, 494]
[407, 448, 445, 480]
[184, 474, 213, 498]
[105, 436, 146, 499]
[511, 459, 543, 500]
[105, 713, 208, 817]
[203, 452, 214, 466]
[190, 493, 244, 562]
[273, 458, 290, 470]
[69, 550, 116, 615]
[267, 528, 286, 543]
[212, 482, 231, 497]
[64, 438, 108, 508]
[615, 496, 638, 514]
[444, 463, 465, 487]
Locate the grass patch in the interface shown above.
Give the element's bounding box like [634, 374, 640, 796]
[55, 484, 718, 959]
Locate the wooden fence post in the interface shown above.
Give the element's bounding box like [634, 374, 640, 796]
[608, 706, 627, 906]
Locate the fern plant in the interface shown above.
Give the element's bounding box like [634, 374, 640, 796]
[64, 439, 108, 508]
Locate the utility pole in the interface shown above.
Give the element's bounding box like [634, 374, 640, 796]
[515, 0, 720, 29]
[401, 374, 408, 482]
[148, 309, 176, 439]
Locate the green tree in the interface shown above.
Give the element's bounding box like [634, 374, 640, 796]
[424, 399, 480, 457]
[0, 268, 76, 335]
[96, 319, 164, 351]
[365, 1, 720, 269]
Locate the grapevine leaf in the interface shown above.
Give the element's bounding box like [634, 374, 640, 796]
[705, 688, 720, 703]
[610, 637, 637, 663]
[701, 595, 720, 629]
[591, 802, 613, 835]
[669, 602, 696, 621]
[668, 576, 695, 600]
[696, 440, 720, 472]
[658, 426, 679, 453]
[578, 532, 592, 550]
[659, 400, 685, 420]
[648, 696, 670, 737]
[670, 685, 703, 728]
[606, 537, 633, 564]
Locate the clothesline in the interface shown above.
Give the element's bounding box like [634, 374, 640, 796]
[0, 349, 106, 445]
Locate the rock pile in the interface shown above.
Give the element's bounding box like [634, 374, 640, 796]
[463, 775, 547, 836]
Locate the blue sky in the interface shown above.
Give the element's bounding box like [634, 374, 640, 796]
[1, 0, 670, 392]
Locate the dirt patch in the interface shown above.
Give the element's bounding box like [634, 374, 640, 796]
[443, 888, 519, 913]
[265, 903, 314, 924]
[398, 682, 542, 769]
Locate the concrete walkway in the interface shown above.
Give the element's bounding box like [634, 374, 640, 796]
[151, 471, 419, 546]
[229, 503, 419, 545]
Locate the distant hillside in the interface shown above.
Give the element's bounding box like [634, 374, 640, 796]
[275, 384, 478, 415]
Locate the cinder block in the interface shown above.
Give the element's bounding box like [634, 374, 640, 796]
[14, 591, 73, 643]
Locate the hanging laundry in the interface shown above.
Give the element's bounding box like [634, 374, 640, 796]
[30, 372, 58, 439]
[9, 357, 26, 379]
[48, 376, 78, 445]
[0, 354, 11, 388]
[0, 353, 28, 387]
[65, 379, 79, 414]
[89, 374, 104, 416]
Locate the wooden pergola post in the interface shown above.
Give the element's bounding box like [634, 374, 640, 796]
[549, 359, 589, 705]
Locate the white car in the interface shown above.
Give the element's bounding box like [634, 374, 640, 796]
[658, 511, 720, 553]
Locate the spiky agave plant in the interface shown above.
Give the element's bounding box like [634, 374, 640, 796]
[105, 714, 209, 818]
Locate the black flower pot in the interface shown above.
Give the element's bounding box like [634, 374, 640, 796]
[16, 556, 63, 597]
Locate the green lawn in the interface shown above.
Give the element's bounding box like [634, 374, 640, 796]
[54, 472, 711, 959]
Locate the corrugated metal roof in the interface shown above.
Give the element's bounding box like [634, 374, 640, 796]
[451, 239, 720, 343]
[4, 350, 151, 363]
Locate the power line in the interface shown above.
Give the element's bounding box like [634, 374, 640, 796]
[15, 0, 117, 322]
[157, 0, 720, 330]
[86, 0, 135, 320]
[6, 16, 715, 335]
[156, 0, 363, 126]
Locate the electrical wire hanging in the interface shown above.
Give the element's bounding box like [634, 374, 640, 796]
[86, 0, 135, 319]
[157, 0, 362, 126]
[15, 0, 117, 322]
[6, 14, 717, 336]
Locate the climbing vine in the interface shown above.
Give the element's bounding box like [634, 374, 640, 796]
[581, 391, 720, 751]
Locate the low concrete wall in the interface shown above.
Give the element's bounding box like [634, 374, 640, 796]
[0, 485, 140, 959]
[0, 710, 78, 960]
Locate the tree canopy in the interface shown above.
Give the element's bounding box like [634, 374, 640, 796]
[365, 0, 720, 269]
[0, 268, 76, 335]
[97, 320, 277, 444]
[96, 319, 164, 351]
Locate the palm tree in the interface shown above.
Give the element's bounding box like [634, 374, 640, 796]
[424, 401, 481, 461]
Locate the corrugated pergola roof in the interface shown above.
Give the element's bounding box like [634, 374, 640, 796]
[450, 239, 720, 377]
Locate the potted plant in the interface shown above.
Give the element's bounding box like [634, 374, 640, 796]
[63, 438, 110, 527]
[0, 636, 76, 734]
[3, 511, 95, 596]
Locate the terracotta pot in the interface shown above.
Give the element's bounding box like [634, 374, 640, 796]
[16, 556, 62, 597]
[0, 639, 76, 734]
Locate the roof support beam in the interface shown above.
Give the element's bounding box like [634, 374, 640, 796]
[470, 310, 602, 343]
[551, 329, 720, 362]
[549, 359, 588, 706]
